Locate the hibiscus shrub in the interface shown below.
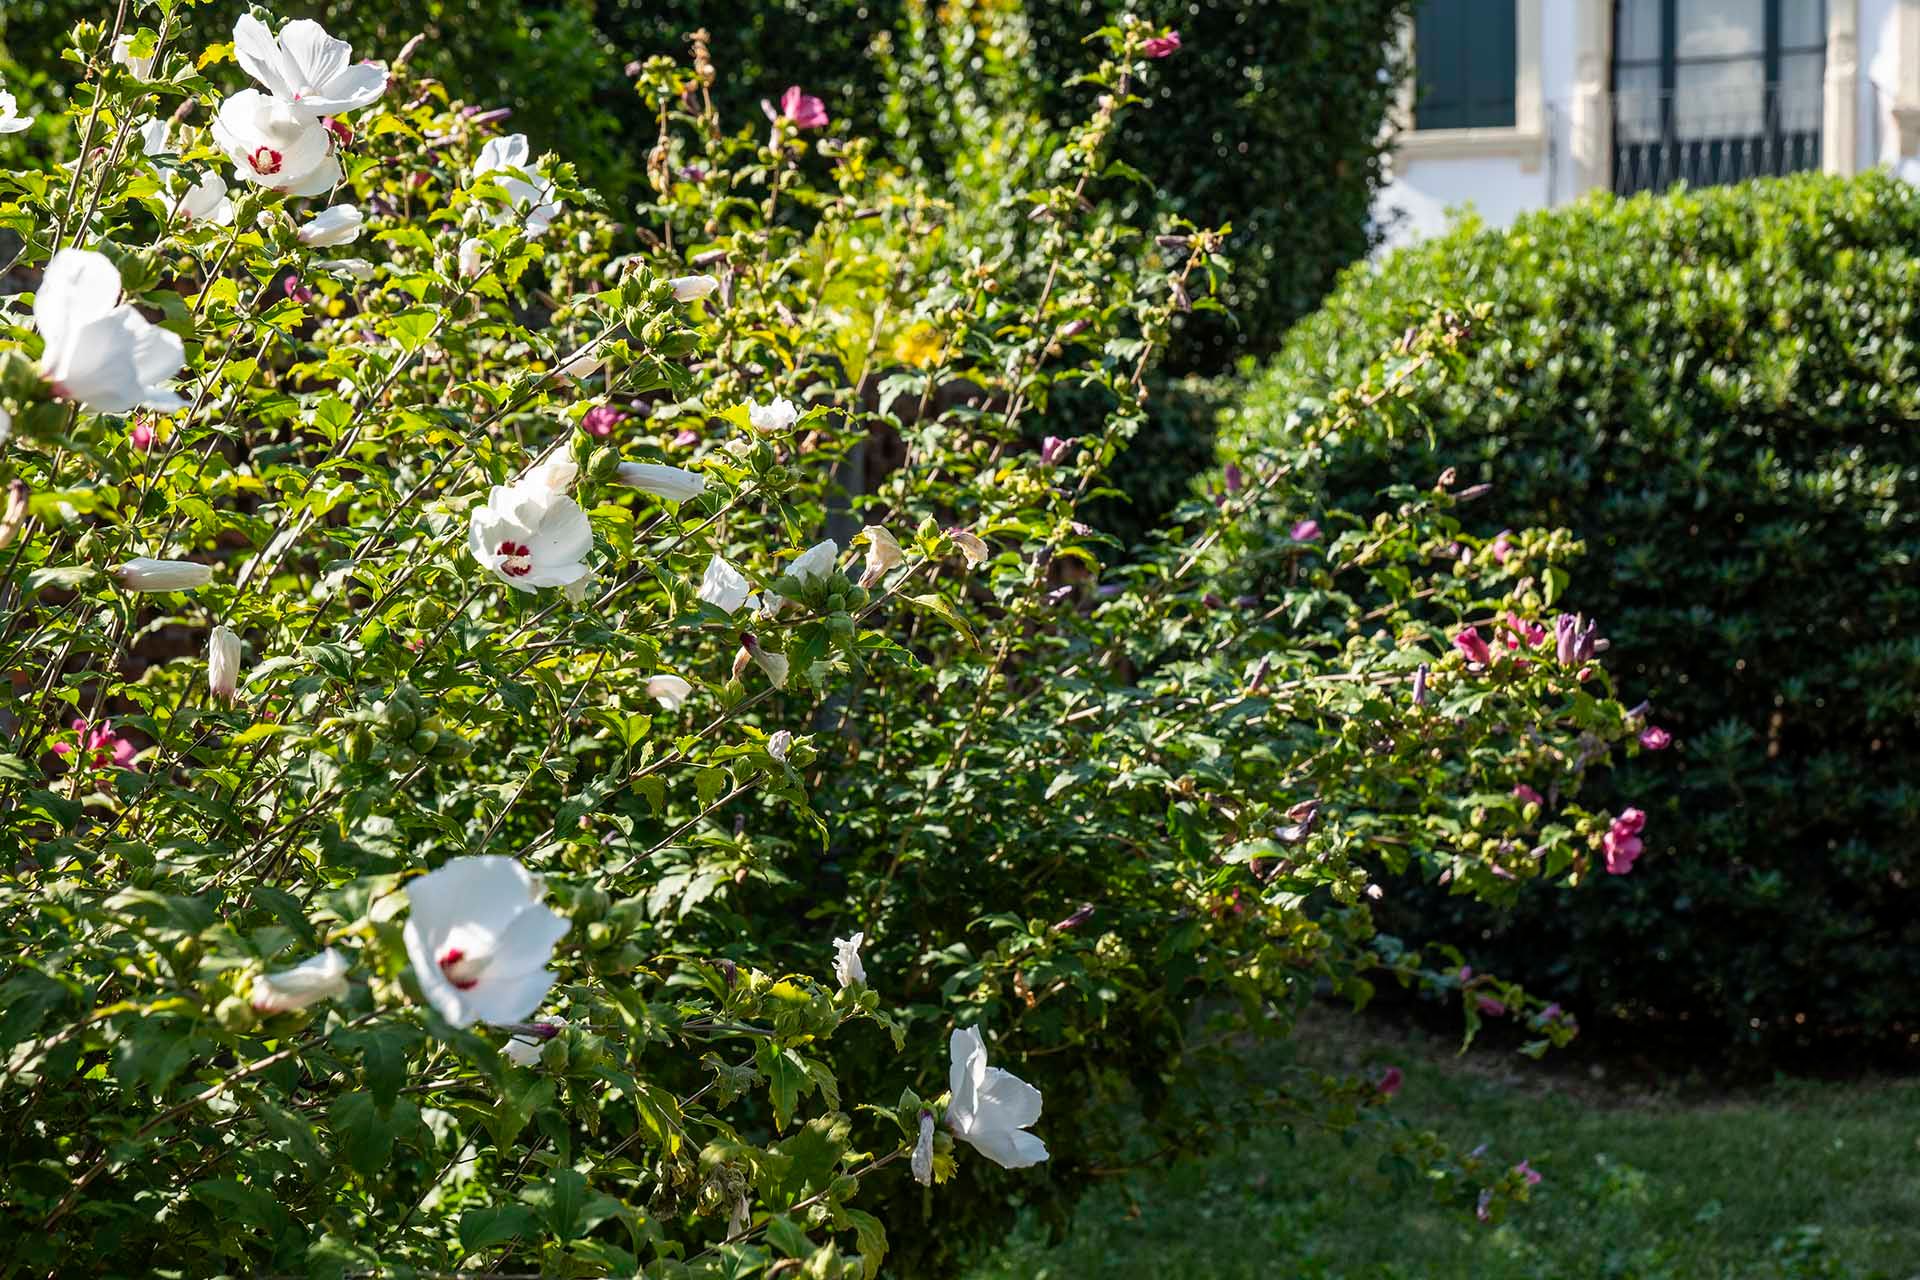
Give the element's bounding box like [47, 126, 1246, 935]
[0, 5, 1652, 1277]
[1219, 174, 1920, 1065]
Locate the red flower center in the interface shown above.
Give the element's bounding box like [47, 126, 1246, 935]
[250, 146, 284, 176]
[437, 946, 482, 990]
[497, 540, 533, 577]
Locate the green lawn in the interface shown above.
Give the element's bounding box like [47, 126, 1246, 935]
[965, 1014, 1920, 1280]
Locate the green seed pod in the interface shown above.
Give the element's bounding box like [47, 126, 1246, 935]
[845, 585, 870, 609]
[380, 698, 418, 742]
[410, 729, 439, 755]
[827, 593, 847, 614]
[411, 598, 448, 630]
[827, 613, 855, 641]
[588, 445, 620, 484]
[345, 726, 375, 765]
[216, 995, 258, 1032]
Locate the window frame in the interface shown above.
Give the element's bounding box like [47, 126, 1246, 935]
[1394, 0, 1546, 167]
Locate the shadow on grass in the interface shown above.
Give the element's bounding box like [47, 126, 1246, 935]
[964, 1008, 1920, 1280]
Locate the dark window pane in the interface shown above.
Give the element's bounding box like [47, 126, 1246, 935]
[1414, 0, 1517, 130]
[1618, 0, 1664, 61]
[1676, 0, 1765, 57]
[1612, 0, 1828, 195]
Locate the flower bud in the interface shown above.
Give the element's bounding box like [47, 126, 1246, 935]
[207, 624, 242, 703]
[670, 274, 720, 302]
[113, 557, 213, 592]
[0, 478, 27, 550]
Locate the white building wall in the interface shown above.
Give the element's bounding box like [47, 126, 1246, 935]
[1375, 0, 1907, 253]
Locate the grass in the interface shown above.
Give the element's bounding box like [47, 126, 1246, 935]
[964, 1011, 1920, 1280]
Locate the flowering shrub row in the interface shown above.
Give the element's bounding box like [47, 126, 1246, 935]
[0, 5, 1650, 1275]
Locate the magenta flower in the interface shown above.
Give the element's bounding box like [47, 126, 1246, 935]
[130, 418, 155, 452]
[1222, 461, 1243, 493]
[581, 405, 628, 438]
[1602, 807, 1647, 874]
[1512, 783, 1544, 807]
[283, 273, 313, 304]
[322, 115, 353, 148]
[1503, 612, 1547, 649]
[1515, 1160, 1542, 1187]
[1453, 627, 1492, 665]
[52, 717, 135, 770]
[765, 85, 829, 130]
[1377, 1066, 1404, 1098]
[1143, 30, 1182, 58]
[1477, 996, 1507, 1017]
[1290, 519, 1321, 543]
[1490, 531, 1514, 564]
[1639, 725, 1672, 750]
[1040, 435, 1071, 466]
[673, 428, 699, 448]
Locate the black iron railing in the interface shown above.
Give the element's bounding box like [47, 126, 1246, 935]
[1612, 84, 1822, 195]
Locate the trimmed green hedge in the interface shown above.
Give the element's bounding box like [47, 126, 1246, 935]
[1221, 172, 1920, 1063]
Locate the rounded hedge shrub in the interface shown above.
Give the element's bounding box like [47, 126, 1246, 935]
[1221, 172, 1920, 1064]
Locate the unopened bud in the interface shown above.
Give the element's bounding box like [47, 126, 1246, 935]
[0, 479, 27, 550]
[1051, 903, 1095, 932]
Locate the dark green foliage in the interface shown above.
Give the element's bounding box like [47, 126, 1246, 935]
[1021, 0, 1412, 373]
[6, 0, 1411, 378]
[1221, 172, 1920, 1063]
[0, 2, 631, 197]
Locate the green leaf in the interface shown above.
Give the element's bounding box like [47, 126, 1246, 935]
[459, 1203, 537, 1253]
[328, 1092, 414, 1178]
[908, 594, 978, 648]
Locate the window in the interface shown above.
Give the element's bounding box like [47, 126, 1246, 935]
[1613, 0, 1827, 194]
[1413, 0, 1518, 130]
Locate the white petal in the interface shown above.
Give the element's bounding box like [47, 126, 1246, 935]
[304, 61, 388, 116]
[233, 14, 296, 100]
[296, 203, 364, 247]
[747, 396, 799, 433]
[36, 249, 122, 369]
[948, 1027, 987, 1126]
[669, 274, 719, 301]
[276, 20, 353, 102]
[698, 555, 752, 615]
[976, 1067, 1043, 1130]
[788, 539, 839, 585]
[528, 497, 593, 566]
[832, 932, 865, 988]
[207, 624, 242, 700]
[251, 948, 349, 1013]
[460, 966, 559, 1026]
[615, 461, 705, 502]
[960, 1125, 1049, 1169]
[407, 855, 542, 947]
[646, 674, 692, 709]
